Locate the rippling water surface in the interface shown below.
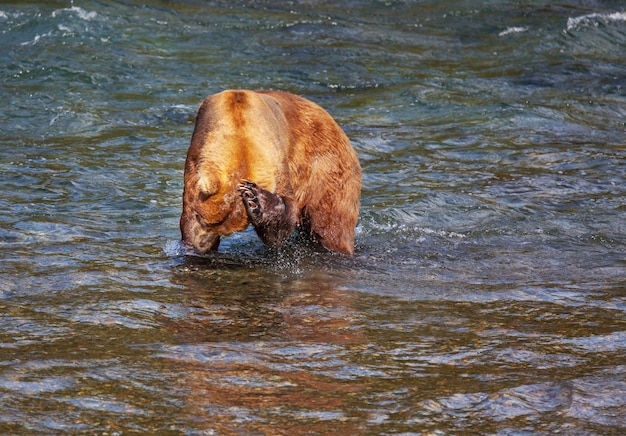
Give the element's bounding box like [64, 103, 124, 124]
[1, 1, 625, 434]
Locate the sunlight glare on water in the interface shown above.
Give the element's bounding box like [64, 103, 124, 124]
[1, 0, 625, 434]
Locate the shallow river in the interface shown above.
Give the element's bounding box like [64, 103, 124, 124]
[1, 1, 625, 434]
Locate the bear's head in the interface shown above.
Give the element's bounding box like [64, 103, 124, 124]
[180, 169, 249, 254]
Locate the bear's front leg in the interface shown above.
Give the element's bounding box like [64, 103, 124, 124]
[237, 180, 297, 248]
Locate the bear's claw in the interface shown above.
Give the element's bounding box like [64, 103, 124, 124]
[237, 180, 262, 220]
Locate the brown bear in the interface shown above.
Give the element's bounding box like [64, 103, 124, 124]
[180, 90, 361, 255]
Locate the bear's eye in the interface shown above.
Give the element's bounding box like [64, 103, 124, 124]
[198, 190, 213, 202]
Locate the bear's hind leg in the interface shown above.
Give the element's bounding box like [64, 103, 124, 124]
[237, 180, 297, 248]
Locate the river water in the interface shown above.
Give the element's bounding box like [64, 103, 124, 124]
[1, 1, 625, 434]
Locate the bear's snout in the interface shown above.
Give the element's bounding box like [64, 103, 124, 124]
[180, 211, 221, 254]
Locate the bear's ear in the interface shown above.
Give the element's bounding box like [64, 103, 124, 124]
[197, 175, 219, 202]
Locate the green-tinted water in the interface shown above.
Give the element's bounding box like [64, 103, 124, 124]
[1, 1, 625, 434]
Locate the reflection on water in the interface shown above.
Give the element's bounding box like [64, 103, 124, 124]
[165, 266, 366, 434]
[1, 0, 625, 434]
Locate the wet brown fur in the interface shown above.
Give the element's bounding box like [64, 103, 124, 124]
[180, 90, 361, 255]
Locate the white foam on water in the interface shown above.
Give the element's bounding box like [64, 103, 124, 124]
[52, 6, 98, 21]
[20, 31, 53, 46]
[498, 26, 528, 37]
[566, 11, 626, 31]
